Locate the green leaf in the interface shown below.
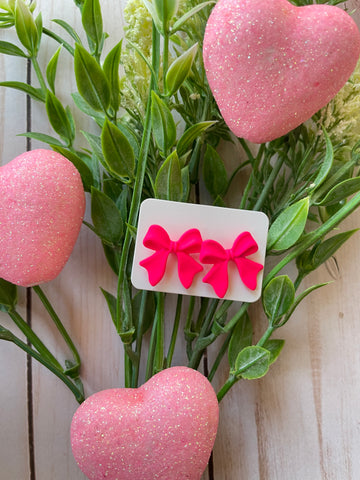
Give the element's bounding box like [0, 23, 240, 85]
[151, 91, 176, 156]
[312, 229, 358, 270]
[82, 129, 106, 166]
[203, 144, 228, 198]
[262, 339, 285, 364]
[117, 122, 140, 160]
[232, 345, 271, 380]
[101, 118, 135, 180]
[171, 1, 215, 32]
[74, 43, 110, 112]
[155, 150, 183, 201]
[82, 129, 105, 161]
[177, 121, 216, 157]
[52, 145, 94, 192]
[102, 242, 120, 274]
[165, 43, 198, 96]
[17, 131, 64, 147]
[101, 288, 117, 328]
[0, 40, 26, 56]
[46, 45, 61, 93]
[90, 187, 123, 244]
[82, 0, 103, 52]
[45, 90, 74, 145]
[15, 0, 38, 55]
[42, 26, 75, 56]
[0, 278, 17, 309]
[0, 325, 14, 341]
[52, 18, 82, 45]
[267, 197, 309, 251]
[103, 40, 122, 113]
[34, 12, 42, 53]
[263, 275, 295, 323]
[228, 312, 253, 368]
[317, 177, 360, 206]
[311, 128, 334, 190]
[72, 92, 105, 125]
[181, 165, 190, 202]
[0, 81, 45, 101]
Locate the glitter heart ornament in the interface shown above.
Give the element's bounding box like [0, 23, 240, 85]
[203, 0, 360, 143]
[70, 367, 219, 480]
[0, 149, 85, 286]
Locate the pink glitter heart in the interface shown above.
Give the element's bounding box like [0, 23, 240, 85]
[0, 149, 85, 286]
[71, 367, 219, 480]
[203, 0, 360, 143]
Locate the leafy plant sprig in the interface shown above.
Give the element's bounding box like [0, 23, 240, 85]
[0, 0, 359, 404]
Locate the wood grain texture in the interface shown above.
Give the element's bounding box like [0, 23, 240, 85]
[0, 28, 31, 480]
[1, 1, 360, 479]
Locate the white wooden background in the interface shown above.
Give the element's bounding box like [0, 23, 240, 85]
[1, 1, 360, 479]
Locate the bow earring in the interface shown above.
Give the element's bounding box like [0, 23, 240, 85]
[200, 231, 263, 298]
[140, 225, 203, 289]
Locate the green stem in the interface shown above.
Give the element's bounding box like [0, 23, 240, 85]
[166, 295, 182, 367]
[154, 292, 165, 373]
[188, 299, 218, 369]
[257, 325, 275, 348]
[238, 138, 255, 164]
[294, 272, 306, 291]
[3, 326, 84, 403]
[163, 32, 169, 94]
[8, 308, 62, 370]
[132, 290, 148, 387]
[239, 172, 253, 209]
[253, 154, 285, 211]
[223, 302, 249, 333]
[124, 346, 132, 388]
[217, 374, 237, 402]
[31, 56, 47, 93]
[32, 286, 81, 367]
[145, 306, 159, 381]
[208, 332, 231, 382]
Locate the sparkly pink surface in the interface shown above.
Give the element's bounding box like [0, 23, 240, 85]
[71, 367, 219, 480]
[203, 0, 360, 143]
[0, 149, 85, 286]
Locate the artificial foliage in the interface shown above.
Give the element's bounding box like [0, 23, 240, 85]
[1, 0, 360, 475]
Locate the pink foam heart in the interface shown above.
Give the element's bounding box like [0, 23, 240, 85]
[0, 149, 85, 286]
[203, 0, 360, 143]
[71, 367, 219, 480]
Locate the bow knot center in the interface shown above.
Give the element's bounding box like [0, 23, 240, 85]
[226, 249, 235, 261]
[170, 240, 178, 253]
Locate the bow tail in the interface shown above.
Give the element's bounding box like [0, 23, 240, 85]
[235, 257, 263, 290]
[139, 250, 169, 286]
[202, 261, 229, 298]
[177, 252, 203, 289]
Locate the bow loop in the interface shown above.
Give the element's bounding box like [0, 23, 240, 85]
[140, 225, 203, 288]
[142, 224, 171, 251]
[232, 231, 259, 257]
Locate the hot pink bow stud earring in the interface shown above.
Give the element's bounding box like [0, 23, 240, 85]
[200, 231, 264, 298]
[140, 225, 203, 289]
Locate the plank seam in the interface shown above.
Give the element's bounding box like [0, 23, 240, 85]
[26, 56, 36, 480]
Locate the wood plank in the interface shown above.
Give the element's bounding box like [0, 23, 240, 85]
[0, 26, 31, 479]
